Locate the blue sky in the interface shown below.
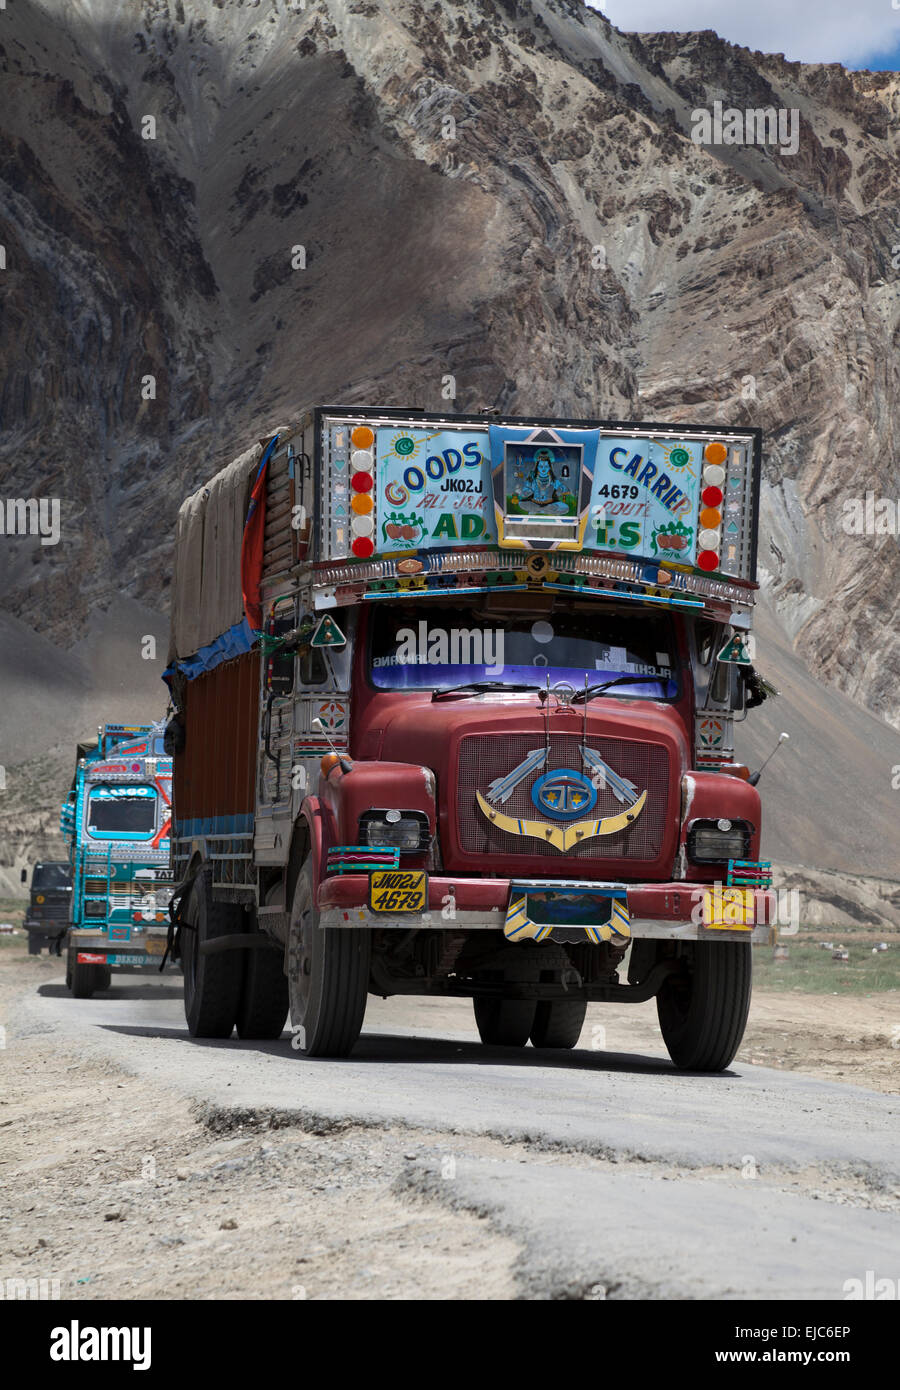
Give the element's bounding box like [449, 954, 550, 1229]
[596, 1, 900, 70]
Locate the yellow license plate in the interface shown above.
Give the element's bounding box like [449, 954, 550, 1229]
[144, 936, 167, 954]
[369, 870, 428, 913]
[702, 888, 754, 929]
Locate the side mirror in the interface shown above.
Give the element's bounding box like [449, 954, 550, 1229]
[20, 867, 27, 883]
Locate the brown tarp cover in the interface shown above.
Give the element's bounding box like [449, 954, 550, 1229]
[167, 437, 273, 665]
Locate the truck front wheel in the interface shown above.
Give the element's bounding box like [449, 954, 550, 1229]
[656, 941, 751, 1072]
[182, 869, 244, 1039]
[287, 863, 370, 1058]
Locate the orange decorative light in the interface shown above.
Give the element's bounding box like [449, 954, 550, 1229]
[700, 506, 722, 529]
[704, 441, 728, 466]
[320, 753, 342, 776]
[351, 425, 374, 449]
[351, 493, 373, 514]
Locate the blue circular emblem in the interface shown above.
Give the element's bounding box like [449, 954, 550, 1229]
[531, 769, 597, 821]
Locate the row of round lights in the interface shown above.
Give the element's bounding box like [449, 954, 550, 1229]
[696, 441, 728, 572]
[349, 425, 375, 557]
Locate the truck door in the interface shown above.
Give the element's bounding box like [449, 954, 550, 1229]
[254, 598, 354, 865]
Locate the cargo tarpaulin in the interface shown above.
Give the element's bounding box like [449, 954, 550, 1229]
[240, 436, 279, 631]
[165, 432, 281, 685]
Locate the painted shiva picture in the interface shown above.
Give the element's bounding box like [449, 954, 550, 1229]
[505, 442, 580, 517]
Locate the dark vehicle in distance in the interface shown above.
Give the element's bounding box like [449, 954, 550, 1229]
[22, 861, 72, 954]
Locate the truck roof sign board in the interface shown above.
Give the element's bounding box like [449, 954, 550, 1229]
[323, 412, 758, 581]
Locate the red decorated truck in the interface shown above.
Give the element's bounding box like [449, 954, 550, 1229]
[164, 408, 775, 1069]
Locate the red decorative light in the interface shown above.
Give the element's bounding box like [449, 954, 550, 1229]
[697, 550, 719, 572]
[351, 471, 373, 492]
[351, 536, 374, 558]
[701, 485, 723, 507]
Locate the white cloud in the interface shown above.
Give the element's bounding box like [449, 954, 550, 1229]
[596, 0, 900, 66]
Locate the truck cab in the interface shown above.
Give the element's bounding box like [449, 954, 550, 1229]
[166, 409, 774, 1068]
[22, 861, 72, 954]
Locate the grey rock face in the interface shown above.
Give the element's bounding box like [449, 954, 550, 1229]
[0, 0, 898, 879]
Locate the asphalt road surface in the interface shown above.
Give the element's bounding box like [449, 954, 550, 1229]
[11, 971, 900, 1300]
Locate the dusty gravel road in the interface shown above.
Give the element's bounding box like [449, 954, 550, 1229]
[2, 949, 898, 1300]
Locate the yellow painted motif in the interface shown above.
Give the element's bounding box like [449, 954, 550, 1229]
[503, 894, 631, 943]
[703, 886, 754, 929]
[476, 788, 648, 851]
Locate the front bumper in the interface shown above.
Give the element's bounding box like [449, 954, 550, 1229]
[319, 875, 777, 944]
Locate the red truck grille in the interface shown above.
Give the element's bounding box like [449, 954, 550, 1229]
[456, 733, 670, 863]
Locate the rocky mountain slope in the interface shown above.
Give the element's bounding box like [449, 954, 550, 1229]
[1, 0, 899, 891]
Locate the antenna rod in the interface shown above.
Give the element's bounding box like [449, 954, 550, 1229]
[749, 731, 789, 785]
[311, 718, 352, 771]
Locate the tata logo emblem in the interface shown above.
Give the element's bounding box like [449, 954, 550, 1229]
[475, 744, 648, 852]
[531, 769, 596, 821]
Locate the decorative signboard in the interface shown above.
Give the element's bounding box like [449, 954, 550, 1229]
[374, 427, 496, 551]
[321, 414, 758, 583]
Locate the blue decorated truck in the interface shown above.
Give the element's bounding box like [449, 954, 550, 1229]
[60, 723, 175, 998]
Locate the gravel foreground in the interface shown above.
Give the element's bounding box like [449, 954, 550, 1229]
[2, 948, 898, 1300]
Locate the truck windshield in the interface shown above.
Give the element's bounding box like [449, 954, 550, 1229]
[87, 786, 157, 838]
[32, 863, 71, 891]
[369, 601, 678, 698]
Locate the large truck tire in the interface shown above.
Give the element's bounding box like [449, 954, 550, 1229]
[657, 941, 751, 1072]
[182, 869, 244, 1039]
[287, 862, 370, 1058]
[236, 934, 289, 1040]
[473, 997, 536, 1046]
[68, 954, 107, 998]
[529, 998, 587, 1049]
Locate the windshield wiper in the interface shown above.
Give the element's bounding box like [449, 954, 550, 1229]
[431, 681, 543, 702]
[570, 674, 671, 704]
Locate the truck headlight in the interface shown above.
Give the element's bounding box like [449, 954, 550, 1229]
[84, 900, 107, 917]
[358, 809, 430, 852]
[687, 820, 751, 863]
